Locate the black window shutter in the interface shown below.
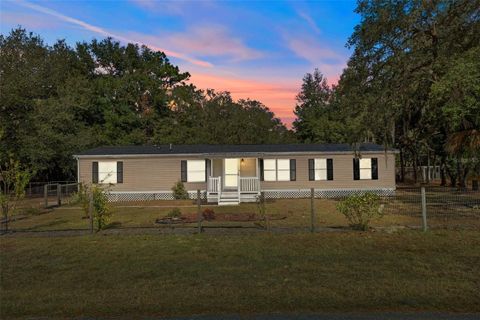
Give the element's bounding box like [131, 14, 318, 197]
[308, 159, 314, 181]
[327, 159, 334, 181]
[290, 159, 296, 181]
[205, 159, 211, 181]
[117, 161, 123, 183]
[371, 158, 378, 180]
[259, 158, 264, 181]
[353, 158, 360, 180]
[92, 161, 98, 183]
[181, 160, 187, 182]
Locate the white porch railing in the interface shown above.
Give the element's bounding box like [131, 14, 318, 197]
[240, 177, 260, 193]
[207, 176, 260, 199]
[207, 176, 221, 194]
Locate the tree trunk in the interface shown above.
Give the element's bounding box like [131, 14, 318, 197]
[399, 148, 405, 183]
[457, 155, 466, 190]
[1, 205, 7, 233]
[413, 153, 418, 184]
[440, 155, 447, 186]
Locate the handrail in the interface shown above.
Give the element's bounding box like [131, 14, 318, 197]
[207, 176, 220, 193]
[239, 177, 260, 193]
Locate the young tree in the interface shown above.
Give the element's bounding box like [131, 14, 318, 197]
[0, 159, 31, 232]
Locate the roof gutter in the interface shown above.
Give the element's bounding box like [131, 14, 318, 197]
[73, 149, 399, 159]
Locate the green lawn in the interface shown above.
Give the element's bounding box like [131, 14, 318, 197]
[1, 231, 480, 318]
[8, 198, 428, 232]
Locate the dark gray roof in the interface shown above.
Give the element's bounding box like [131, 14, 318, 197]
[75, 143, 394, 156]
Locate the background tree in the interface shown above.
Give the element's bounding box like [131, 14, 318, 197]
[312, 0, 480, 186]
[0, 28, 293, 183]
[293, 69, 346, 143]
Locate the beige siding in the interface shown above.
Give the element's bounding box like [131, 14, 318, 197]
[260, 153, 395, 190]
[240, 158, 257, 177]
[212, 159, 222, 177]
[78, 156, 206, 191]
[78, 152, 396, 192]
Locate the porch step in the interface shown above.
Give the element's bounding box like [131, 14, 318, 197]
[218, 199, 240, 206]
[218, 192, 240, 206]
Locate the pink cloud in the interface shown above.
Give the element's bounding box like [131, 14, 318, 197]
[14, 0, 213, 68]
[283, 33, 347, 81]
[166, 25, 263, 61]
[296, 10, 321, 35]
[129, 0, 215, 16]
[0, 11, 61, 30]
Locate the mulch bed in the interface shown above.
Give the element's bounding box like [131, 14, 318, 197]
[155, 213, 286, 224]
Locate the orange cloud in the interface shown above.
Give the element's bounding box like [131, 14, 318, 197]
[188, 69, 341, 128]
[189, 72, 300, 127]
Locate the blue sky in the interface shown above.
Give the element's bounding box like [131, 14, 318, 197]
[0, 0, 360, 125]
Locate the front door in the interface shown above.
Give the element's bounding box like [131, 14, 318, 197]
[224, 158, 239, 189]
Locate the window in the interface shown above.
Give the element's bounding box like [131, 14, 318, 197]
[187, 160, 206, 182]
[263, 159, 277, 181]
[309, 159, 333, 181]
[360, 158, 372, 180]
[277, 159, 290, 181]
[263, 159, 291, 181]
[315, 159, 328, 181]
[98, 161, 117, 184]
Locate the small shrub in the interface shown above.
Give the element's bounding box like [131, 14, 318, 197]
[78, 183, 112, 230]
[202, 208, 215, 221]
[69, 191, 83, 205]
[166, 208, 182, 218]
[336, 192, 383, 231]
[172, 181, 189, 200]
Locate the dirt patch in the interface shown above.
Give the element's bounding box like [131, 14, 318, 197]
[156, 212, 287, 224]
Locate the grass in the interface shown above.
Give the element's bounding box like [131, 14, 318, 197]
[1, 230, 479, 318]
[7, 198, 428, 232]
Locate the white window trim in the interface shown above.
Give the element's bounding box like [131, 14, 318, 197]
[277, 159, 290, 181]
[314, 158, 328, 181]
[98, 161, 117, 184]
[187, 160, 206, 183]
[359, 158, 372, 180]
[263, 159, 277, 181]
[264, 159, 290, 181]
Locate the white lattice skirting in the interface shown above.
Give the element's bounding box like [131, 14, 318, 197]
[107, 188, 395, 202]
[262, 188, 395, 199]
[107, 191, 207, 202]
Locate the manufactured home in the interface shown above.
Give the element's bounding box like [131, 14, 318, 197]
[74, 144, 397, 205]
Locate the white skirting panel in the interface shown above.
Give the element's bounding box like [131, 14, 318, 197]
[107, 188, 395, 202]
[106, 190, 206, 202]
[262, 188, 396, 199]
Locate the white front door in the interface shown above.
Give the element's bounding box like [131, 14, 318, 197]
[224, 158, 239, 188]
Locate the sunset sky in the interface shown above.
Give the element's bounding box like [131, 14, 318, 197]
[0, 0, 359, 126]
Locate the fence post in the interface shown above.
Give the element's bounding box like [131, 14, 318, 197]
[421, 187, 427, 232]
[310, 188, 315, 233]
[89, 189, 94, 234]
[44, 184, 48, 208]
[57, 183, 61, 207]
[197, 189, 202, 233]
